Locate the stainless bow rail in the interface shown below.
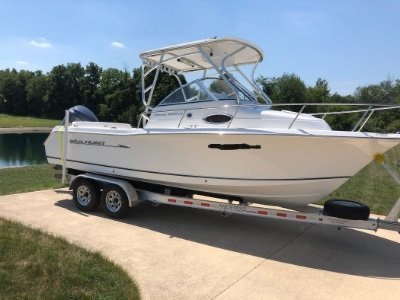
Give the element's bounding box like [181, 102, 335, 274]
[139, 101, 400, 131]
[272, 102, 400, 131]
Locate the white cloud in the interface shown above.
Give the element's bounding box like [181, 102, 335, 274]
[16, 60, 29, 65]
[111, 41, 125, 48]
[30, 38, 52, 48]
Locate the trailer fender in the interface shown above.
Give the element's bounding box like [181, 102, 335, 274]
[70, 174, 140, 207]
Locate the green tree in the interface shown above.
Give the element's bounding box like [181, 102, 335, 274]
[0, 69, 34, 116]
[97, 68, 136, 123]
[47, 63, 85, 118]
[0, 69, 18, 114]
[26, 71, 49, 117]
[322, 93, 359, 131]
[258, 73, 306, 103]
[306, 78, 330, 103]
[257, 73, 307, 112]
[82, 62, 102, 113]
[354, 79, 400, 132]
[355, 79, 400, 104]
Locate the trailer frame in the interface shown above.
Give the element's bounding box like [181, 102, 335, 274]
[68, 173, 400, 233]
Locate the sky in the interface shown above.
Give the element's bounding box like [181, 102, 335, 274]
[0, 0, 399, 95]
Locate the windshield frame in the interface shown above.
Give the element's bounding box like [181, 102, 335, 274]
[158, 76, 258, 107]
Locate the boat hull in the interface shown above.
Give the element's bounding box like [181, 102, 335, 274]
[45, 126, 400, 207]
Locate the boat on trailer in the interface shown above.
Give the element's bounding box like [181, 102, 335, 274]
[45, 37, 400, 209]
[44, 38, 400, 233]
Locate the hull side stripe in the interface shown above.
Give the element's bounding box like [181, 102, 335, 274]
[46, 156, 351, 182]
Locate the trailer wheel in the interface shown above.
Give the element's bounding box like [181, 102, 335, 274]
[72, 179, 100, 212]
[324, 199, 370, 220]
[101, 185, 129, 218]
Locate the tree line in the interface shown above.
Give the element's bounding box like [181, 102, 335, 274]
[0, 63, 399, 132]
[0, 63, 180, 126]
[257, 74, 400, 132]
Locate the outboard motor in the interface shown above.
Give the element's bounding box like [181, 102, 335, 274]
[61, 105, 98, 125]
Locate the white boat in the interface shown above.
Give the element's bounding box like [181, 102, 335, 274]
[45, 37, 400, 208]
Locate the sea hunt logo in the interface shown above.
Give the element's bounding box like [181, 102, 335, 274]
[69, 139, 129, 148]
[70, 139, 105, 146]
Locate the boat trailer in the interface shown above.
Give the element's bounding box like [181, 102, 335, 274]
[65, 168, 400, 233]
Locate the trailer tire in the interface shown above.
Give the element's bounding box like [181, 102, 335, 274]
[72, 179, 100, 212]
[101, 185, 129, 218]
[324, 199, 370, 220]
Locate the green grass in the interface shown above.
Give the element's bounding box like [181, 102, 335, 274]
[321, 144, 400, 215]
[0, 164, 64, 196]
[0, 218, 140, 299]
[0, 114, 59, 128]
[0, 164, 140, 298]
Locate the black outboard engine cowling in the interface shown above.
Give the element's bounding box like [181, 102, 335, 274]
[61, 105, 98, 125]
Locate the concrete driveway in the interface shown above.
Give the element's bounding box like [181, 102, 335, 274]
[0, 189, 399, 299]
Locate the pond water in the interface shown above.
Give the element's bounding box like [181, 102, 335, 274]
[0, 133, 48, 168]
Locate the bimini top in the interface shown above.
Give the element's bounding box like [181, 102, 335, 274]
[139, 37, 264, 73]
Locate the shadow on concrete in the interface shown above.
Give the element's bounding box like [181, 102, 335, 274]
[54, 197, 89, 217]
[54, 189, 72, 195]
[55, 198, 400, 279]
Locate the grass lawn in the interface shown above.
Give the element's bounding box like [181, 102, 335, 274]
[0, 114, 59, 128]
[322, 144, 400, 215]
[0, 218, 140, 299]
[0, 164, 64, 196]
[0, 164, 140, 298]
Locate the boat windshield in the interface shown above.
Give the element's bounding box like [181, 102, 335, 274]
[159, 77, 257, 106]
